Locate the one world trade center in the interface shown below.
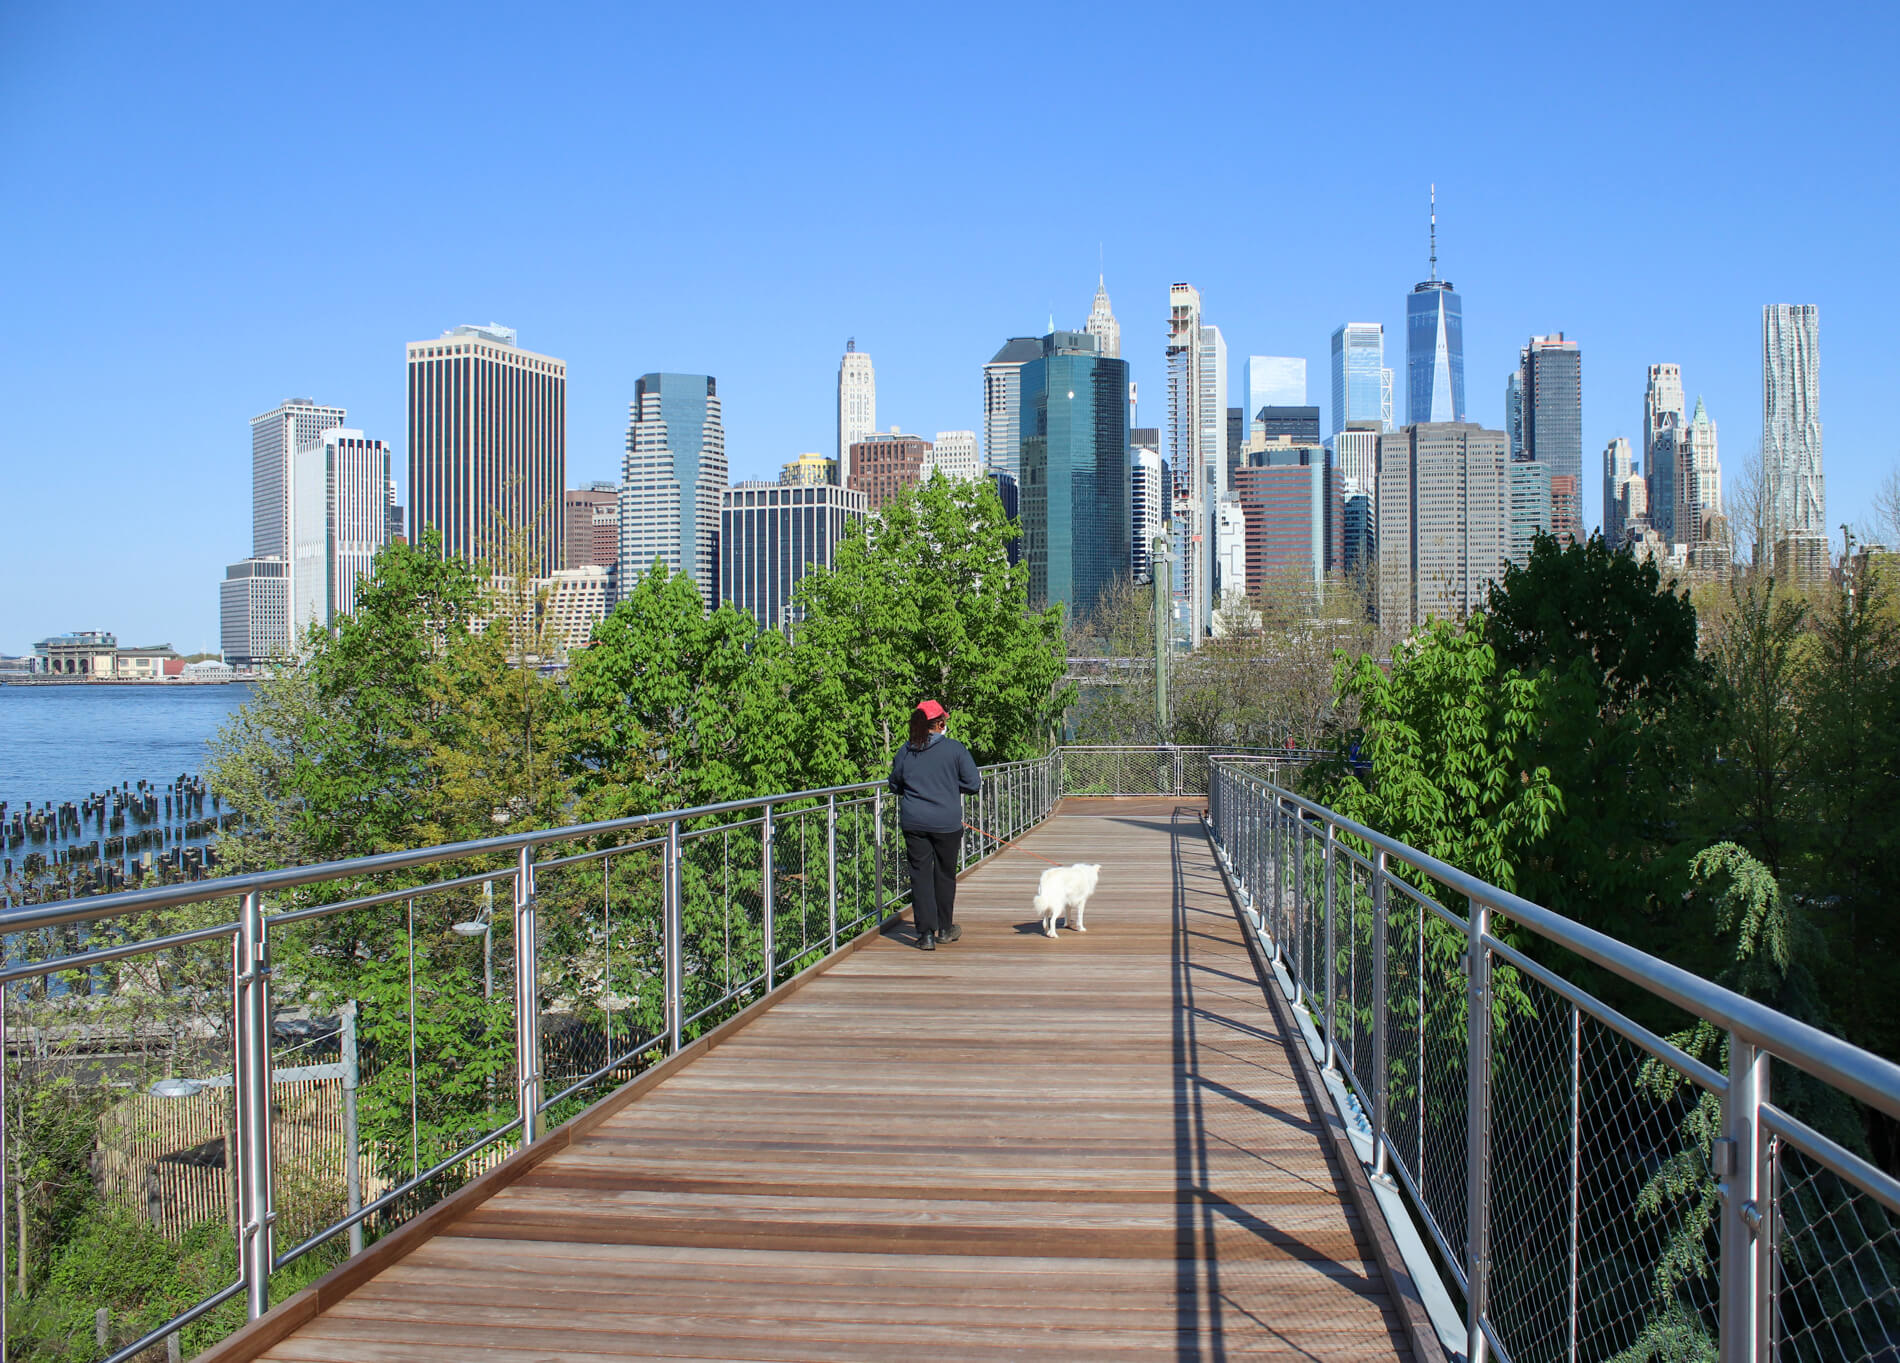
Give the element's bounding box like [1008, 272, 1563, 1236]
[1407, 185, 1465, 424]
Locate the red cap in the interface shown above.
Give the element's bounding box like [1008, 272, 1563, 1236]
[916, 700, 946, 721]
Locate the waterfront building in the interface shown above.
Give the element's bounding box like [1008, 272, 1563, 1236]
[1644, 364, 1686, 543]
[292, 429, 392, 635]
[252, 399, 346, 561]
[837, 340, 876, 480]
[1227, 408, 1245, 482]
[1620, 472, 1650, 539]
[1084, 276, 1121, 359]
[983, 337, 1041, 481]
[1132, 444, 1166, 582]
[619, 372, 727, 606]
[1517, 333, 1583, 543]
[1232, 440, 1343, 596]
[563, 482, 621, 571]
[1376, 422, 1509, 631]
[720, 482, 868, 632]
[542, 566, 610, 651]
[220, 559, 290, 667]
[991, 469, 1021, 566]
[1509, 460, 1553, 566]
[847, 429, 933, 510]
[1343, 488, 1373, 575]
[407, 324, 566, 576]
[1603, 437, 1636, 544]
[1406, 189, 1465, 424]
[1246, 356, 1306, 418]
[1681, 397, 1723, 547]
[1212, 494, 1250, 629]
[1330, 324, 1385, 436]
[1018, 331, 1131, 619]
[1762, 304, 1825, 556]
[781, 451, 837, 486]
[929, 430, 981, 482]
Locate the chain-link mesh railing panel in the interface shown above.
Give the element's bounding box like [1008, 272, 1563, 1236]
[674, 819, 770, 1035]
[1383, 890, 1424, 1221]
[1343, 842, 1377, 1111]
[1773, 1135, 1900, 1362]
[1568, 1011, 1720, 1360]
[1484, 978, 1583, 1363]
[770, 805, 830, 977]
[1178, 750, 1210, 795]
[1415, 915, 1471, 1271]
[834, 797, 882, 940]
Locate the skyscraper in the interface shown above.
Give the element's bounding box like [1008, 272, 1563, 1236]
[1644, 364, 1686, 543]
[1232, 442, 1343, 595]
[1762, 304, 1824, 553]
[292, 429, 392, 635]
[720, 482, 867, 632]
[1333, 423, 1380, 496]
[1132, 443, 1166, 582]
[1508, 460, 1552, 566]
[1681, 396, 1723, 546]
[407, 324, 566, 575]
[1504, 372, 1523, 461]
[1406, 188, 1466, 425]
[222, 397, 346, 664]
[1019, 331, 1131, 618]
[253, 399, 346, 560]
[1376, 422, 1509, 631]
[1167, 284, 1225, 643]
[837, 340, 876, 481]
[619, 372, 727, 605]
[1519, 333, 1583, 542]
[1084, 276, 1120, 359]
[983, 337, 1041, 481]
[1245, 356, 1306, 418]
[780, 452, 836, 486]
[1330, 324, 1385, 435]
[1603, 437, 1635, 544]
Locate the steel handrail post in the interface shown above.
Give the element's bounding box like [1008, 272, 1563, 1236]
[1324, 827, 1340, 1074]
[761, 804, 776, 984]
[513, 845, 542, 1142]
[1720, 1034, 1768, 1361]
[1465, 897, 1495, 1361]
[1758, 1133, 1778, 1357]
[664, 821, 682, 1054]
[341, 999, 363, 1258]
[825, 794, 838, 952]
[1291, 810, 1305, 1006]
[1371, 848, 1390, 1178]
[869, 794, 882, 924]
[1272, 795, 1285, 958]
[234, 889, 274, 1319]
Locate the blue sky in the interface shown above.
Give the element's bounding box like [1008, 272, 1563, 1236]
[2, 1, 1894, 652]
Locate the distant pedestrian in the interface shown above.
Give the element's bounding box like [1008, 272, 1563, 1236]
[889, 700, 980, 950]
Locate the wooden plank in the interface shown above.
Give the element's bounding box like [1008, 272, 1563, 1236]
[225, 800, 1413, 1362]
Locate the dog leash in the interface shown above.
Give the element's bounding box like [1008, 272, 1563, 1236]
[961, 820, 1065, 867]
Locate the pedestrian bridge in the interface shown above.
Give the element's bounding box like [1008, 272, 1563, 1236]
[5, 748, 1896, 1363]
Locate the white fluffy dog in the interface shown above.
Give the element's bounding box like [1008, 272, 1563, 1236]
[1035, 863, 1102, 938]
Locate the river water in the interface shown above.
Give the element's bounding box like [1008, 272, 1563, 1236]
[0, 683, 252, 811]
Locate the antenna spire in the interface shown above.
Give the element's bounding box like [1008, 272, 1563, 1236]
[1429, 184, 1438, 282]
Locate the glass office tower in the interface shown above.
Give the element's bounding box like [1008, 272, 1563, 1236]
[1407, 282, 1465, 424]
[1018, 331, 1132, 619]
[1330, 324, 1385, 435]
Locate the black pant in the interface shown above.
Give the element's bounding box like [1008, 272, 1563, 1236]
[904, 829, 962, 938]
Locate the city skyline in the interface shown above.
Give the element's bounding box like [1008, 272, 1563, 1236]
[2, 4, 1894, 648]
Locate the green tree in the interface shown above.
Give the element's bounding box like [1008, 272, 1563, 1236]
[1485, 533, 1717, 954]
[784, 473, 1069, 779]
[564, 562, 790, 818]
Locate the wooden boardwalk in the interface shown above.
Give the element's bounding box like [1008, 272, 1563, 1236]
[237, 800, 1417, 1361]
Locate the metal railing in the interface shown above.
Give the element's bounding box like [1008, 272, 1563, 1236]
[1207, 761, 1900, 1363]
[1055, 744, 1325, 797]
[0, 754, 1069, 1363]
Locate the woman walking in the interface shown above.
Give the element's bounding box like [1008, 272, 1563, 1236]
[889, 700, 981, 950]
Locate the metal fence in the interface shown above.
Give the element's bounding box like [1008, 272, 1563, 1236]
[1207, 761, 1900, 1363]
[1055, 744, 1325, 797]
[0, 755, 1062, 1363]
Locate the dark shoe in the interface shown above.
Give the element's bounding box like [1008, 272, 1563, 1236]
[935, 925, 962, 943]
[917, 933, 936, 950]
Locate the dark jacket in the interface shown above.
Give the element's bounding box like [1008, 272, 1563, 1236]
[888, 734, 981, 833]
